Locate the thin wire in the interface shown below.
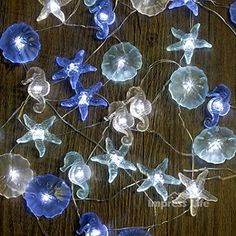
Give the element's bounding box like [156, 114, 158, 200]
[71, 184, 80, 217]
[197, 2, 236, 37]
[145, 129, 192, 157]
[46, 101, 106, 152]
[35, 216, 49, 236]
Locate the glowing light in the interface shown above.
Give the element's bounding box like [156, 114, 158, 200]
[67, 63, 79, 73]
[86, 229, 101, 236]
[183, 80, 194, 92]
[9, 169, 19, 181]
[14, 36, 25, 50]
[117, 58, 126, 69]
[99, 12, 109, 21]
[41, 193, 52, 203]
[208, 139, 222, 152]
[187, 182, 201, 198]
[31, 129, 45, 140]
[79, 92, 89, 105]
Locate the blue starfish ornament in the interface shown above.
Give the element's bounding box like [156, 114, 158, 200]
[137, 158, 180, 201]
[167, 23, 212, 64]
[17, 114, 62, 157]
[52, 50, 97, 90]
[91, 137, 137, 183]
[168, 0, 199, 16]
[61, 81, 108, 121]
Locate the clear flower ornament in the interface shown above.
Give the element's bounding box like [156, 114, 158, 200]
[131, 0, 170, 17]
[37, 0, 72, 22]
[169, 66, 209, 109]
[22, 67, 50, 113]
[0, 153, 33, 199]
[101, 42, 142, 82]
[192, 126, 236, 164]
[60, 151, 92, 199]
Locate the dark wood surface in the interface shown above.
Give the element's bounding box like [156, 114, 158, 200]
[0, 0, 236, 235]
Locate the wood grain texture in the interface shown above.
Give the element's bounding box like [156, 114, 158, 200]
[0, 0, 235, 235]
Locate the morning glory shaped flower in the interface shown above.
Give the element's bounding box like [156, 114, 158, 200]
[204, 84, 231, 128]
[229, 1, 236, 24]
[172, 170, 217, 216]
[60, 151, 91, 199]
[37, 0, 72, 22]
[131, 0, 170, 17]
[91, 137, 136, 183]
[0, 23, 41, 64]
[61, 82, 108, 121]
[192, 126, 236, 164]
[101, 42, 142, 82]
[89, 0, 116, 40]
[23, 174, 71, 218]
[169, 66, 209, 109]
[76, 212, 108, 236]
[167, 23, 212, 64]
[22, 67, 50, 113]
[137, 158, 180, 201]
[16, 114, 62, 158]
[168, 0, 199, 16]
[52, 50, 97, 90]
[0, 153, 33, 199]
[118, 228, 152, 236]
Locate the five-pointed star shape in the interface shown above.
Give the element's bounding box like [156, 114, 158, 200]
[172, 170, 218, 216]
[37, 0, 72, 22]
[61, 81, 108, 121]
[17, 114, 62, 157]
[91, 137, 137, 183]
[168, 0, 199, 16]
[166, 23, 212, 64]
[52, 50, 97, 90]
[137, 158, 181, 201]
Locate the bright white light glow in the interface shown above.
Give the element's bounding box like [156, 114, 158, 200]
[117, 58, 126, 69]
[208, 139, 222, 152]
[41, 193, 53, 203]
[31, 129, 45, 140]
[14, 36, 25, 50]
[67, 63, 79, 73]
[111, 153, 123, 166]
[49, 0, 60, 11]
[183, 38, 195, 50]
[86, 229, 101, 236]
[79, 92, 89, 105]
[75, 169, 85, 179]
[187, 182, 201, 198]
[32, 85, 43, 94]
[99, 12, 109, 21]
[118, 117, 127, 126]
[153, 173, 164, 184]
[183, 80, 194, 92]
[212, 100, 224, 112]
[9, 169, 19, 181]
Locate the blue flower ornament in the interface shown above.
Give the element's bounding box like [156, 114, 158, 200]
[89, 0, 116, 40]
[23, 174, 71, 218]
[0, 23, 41, 64]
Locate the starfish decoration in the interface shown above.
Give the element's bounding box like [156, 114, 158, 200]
[37, 0, 72, 22]
[167, 23, 212, 64]
[52, 50, 97, 90]
[91, 137, 137, 183]
[137, 158, 181, 201]
[172, 170, 218, 216]
[17, 114, 62, 157]
[168, 0, 199, 16]
[61, 81, 108, 121]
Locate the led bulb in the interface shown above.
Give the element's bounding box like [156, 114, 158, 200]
[14, 36, 25, 50]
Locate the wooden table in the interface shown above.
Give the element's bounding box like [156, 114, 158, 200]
[0, 0, 235, 235]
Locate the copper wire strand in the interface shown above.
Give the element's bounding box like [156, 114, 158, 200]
[35, 216, 49, 236]
[71, 184, 80, 217]
[197, 2, 236, 37]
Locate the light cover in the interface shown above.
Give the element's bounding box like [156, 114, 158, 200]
[22, 67, 50, 113]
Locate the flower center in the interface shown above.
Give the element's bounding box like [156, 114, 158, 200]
[14, 36, 25, 50]
[67, 63, 79, 74]
[183, 37, 195, 50]
[111, 153, 123, 165]
[187, 182, 201, 198]
[79, 92, 90, 105]
[31, 128, 45, 140]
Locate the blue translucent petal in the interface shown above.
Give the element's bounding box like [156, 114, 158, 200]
[168, 0, 199, 16]
[118, 228, 152, 236]
[230, 1, 236, 24]
[0, 23, 41, 64]
[102, 42, 142, 82]
[23, 174, 71, 218]
[77, 212, 108, 236]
